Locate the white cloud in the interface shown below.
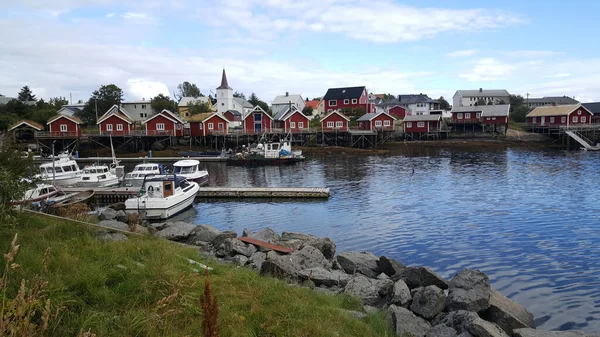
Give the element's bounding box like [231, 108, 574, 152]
[544, 73, 570, 78]
[121, 12, 150, 19]
[446, 49, 478, 57]
[105, 13, 115, 18]
[459, 58, 515, 82]
[127, 80, 170, 100]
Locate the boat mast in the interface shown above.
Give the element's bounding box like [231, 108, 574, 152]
[52, 140, 56, 186]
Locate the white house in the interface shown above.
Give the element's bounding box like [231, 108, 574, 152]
[216, 69, 253, 116]
[453, 89, 510, 107]
[272, 92, 305, 113]
[121, 100, 155, 122]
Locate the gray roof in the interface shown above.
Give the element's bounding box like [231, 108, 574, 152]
[451, 104, 510, 117]
[527, 96, 579, 105]
[272, 94, 303, 105]
[233, 97, 253, 108]
[356, 113, 378, 121]
[455, 89, 510, 97]
[582, 102, 600, 115]
[403, 115, 442, 122]
[273, 105, 291, 120]
[226, 110, 242, 116]
[178, 96, 211, 106]
[380, 94, 437, 106]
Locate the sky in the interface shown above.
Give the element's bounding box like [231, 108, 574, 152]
[1, 0, 600, 104]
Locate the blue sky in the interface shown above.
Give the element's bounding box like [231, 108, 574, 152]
[1, 0, 599, 103]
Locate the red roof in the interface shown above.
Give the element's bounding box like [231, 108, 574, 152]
[305, 99, 320, 109]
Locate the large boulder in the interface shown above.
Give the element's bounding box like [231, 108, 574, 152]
[97, 232, 128, 242]
[216, 238, 256, 258]
[433, 310, 509, 337]
[388, 305, 431, 337]
[343, 274, 393, 306]
[108, 202, 126, 211]
[289, 244, 331, 270]
[469, 317, 510, 337]
[298, 267, 351, 287]
[337, 251, 380, 278]
[99, 208, 118, 221]
[514, 329, 595, 337]
[278, 239, 305, 251]
[98, 220, 129, 231]
[243, 227, 280, 243]
[427, 325, 459, 337]
[151, 141, 165, 151]
[446, 269, 491, 312]
[187, 224, 221, 244]
[391, 279, 412, 306]
[260, 245, 329, 279]
[281, 232, 317, 242]
[305, 237, 336, 260]
[230, 254, 248, 266]
[480, 290, 535, 334]
[211, 230, 237, 248]
[248, 251, 266, 270]
[378, 256, 406, 277]
[115, 210, 128, 223]
[411, 285, 447, 319]
[260, 256, 297, 279]
[395, 266, 448, 289]
[154, 221, 196, 241]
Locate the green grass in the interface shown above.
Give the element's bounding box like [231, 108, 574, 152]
[0, 212, 393, 337]
[508, 120, 527, 131]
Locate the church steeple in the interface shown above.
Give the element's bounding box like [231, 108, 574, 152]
[217, 69, 231, 90]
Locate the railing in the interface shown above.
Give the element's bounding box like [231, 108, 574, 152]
[34, 131, 79, 138]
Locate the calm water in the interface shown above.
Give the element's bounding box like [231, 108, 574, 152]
[174, 147, 600, 331]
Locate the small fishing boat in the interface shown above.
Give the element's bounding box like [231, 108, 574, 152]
[123, 162, 167, 187]
[35, 152, 82, 187]
[172, 160, 209, 186]
[124, 175, 199, 220]
[227, 134, 304, 166]
[10, 184, 60, 205]
[77, 164, 120, 187]
[50, 190, 95, 207]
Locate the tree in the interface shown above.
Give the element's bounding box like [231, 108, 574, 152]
[175, 81, 202, 101]
[509, 94, 524, 111]
[248, 93, 269, 114]
[151, 94, 176, 113]
[77, 84, 124, 124]
[187, 101, 212, 115]
[0, 137, 36, 215]
[382, 93, 395, 100]
[233, 92, 246, 100]
[302, 106, 314, 116]
[475, 98, 486, 106]
[510, 105, 530, 123]
[208, 94, 217, 105]
[17, 86, 36, 102]
[48, 97, 69, 110]
[437, 96, 450, 110]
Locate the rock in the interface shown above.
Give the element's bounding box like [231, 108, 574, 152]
[432, 310, 479, 333]
[187, 224, 221, 244]
[134, 226, 150, 235]
[108, 202, 126, 211]
[377, 273, 390, 280]
[337, 252, 380, 278]
[305, 237, 336, 260]
[387, 305, 431, 337]
[395, 266, 448, 289]
[446, 269, 491, 312]
[147, 222, 167, 231]
[378, 256, 406, 277]
[363, 305, 379, 314]
[458, 332, 474, 337]
[211, 230, 237, 248]
[480, 290, 535, 334]
[281, 232, 317, 241]
[343, 274, 393, 306]
[278, 239, 304, 250]
[427, 325, 458, 337]
[115, 210, 128, 223]
[411, 285, 447, 319]
[97, 232, 128, 242]
[260, 257, 298, 279]
[216, 238, 256, 258]
[299, 279, 315, 289]
[391, 279, 412, 306]
[298, 267, 351, 287]
[99, 208, 118, 220]
[313, 287, 340, 296]
[248, 251, 266, 269]
[98, 220, 129, 231]
[151, 141, 165, 151]
[469, 317, 509, 337]
[154, 221, 196, 241]
[289, 244, 331, 270]
[341, 309, 367, 319]
[266, 250, 282, 260]
[231, 254, 248, 266]
[513, 329, 595, 337]
[244, 227, 280, 243]
[192, 241, 212, 252]
[260, 245, 330, 279]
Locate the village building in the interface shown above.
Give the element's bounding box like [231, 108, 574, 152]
[273, 106, 310, 133]
[321, 110, 350, 132]
[144, 109, 185, 136]
[177, 97, 215, 119]
[215, 69, 253, 116]
[453, 89, 510, 107]
[526, 104, 592, 127]
[378, 94, 440, 116]
[47, 114, 83, 137]
[272, 92, 305, 115]
[450, 105, 510, 134]
[356, 112, 396, 131]
[525, 96, 579, 108]
[8, 120, 44, 141]
[188, 112, 229, 137]
[223, 110, 243, 128]
[242, 106, 272, 134]
[304, 98, 321, 115]
[323, 86, 372, 115]
[96, 105, 135, 135]
[403, 115, 448, 140]
[121, 100, 154, 121]
[582, 102, 600, 124]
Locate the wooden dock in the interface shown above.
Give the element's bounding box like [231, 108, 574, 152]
[35, 156, 227, 163]
[62, 186, 330, 203]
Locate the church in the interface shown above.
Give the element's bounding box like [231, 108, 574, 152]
[216, 69, 253, 117]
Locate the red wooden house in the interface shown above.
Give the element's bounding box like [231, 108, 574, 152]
[188, 113, 229, 137]
[321, 110, 350, 132]
[356, 112, 396, 131]
[47, 114, 82, 137]
[323, 86, 372, 115]
[97, 105, 135, 135]
[273, 106, 310, 133]
[388, 105, 409, 120]
[450, 107, 483, 123]
[223, 110, 242, 124]
[242, 106, 272, 134]
[526, 104, 593, 126]
[144, 109, 185, 136]
[403, 115, 443, 133]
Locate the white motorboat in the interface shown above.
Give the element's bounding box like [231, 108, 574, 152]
[173, 160, 209, 186]
[77, 164, 120, 187]
[123, 163, 167, 187]
[11, 184, 60, 205]
[124, 175, 199, 219]
[36, 154, 82, 187]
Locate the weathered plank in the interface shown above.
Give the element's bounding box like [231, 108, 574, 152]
[237, 237, 293, 253]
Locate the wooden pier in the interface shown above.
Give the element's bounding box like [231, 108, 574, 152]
[35, 156, 227, 163]
[62, 186, 330, 204]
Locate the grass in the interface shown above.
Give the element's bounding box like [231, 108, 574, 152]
[0, 212, 393, 337]
[508, 120, 527, 131]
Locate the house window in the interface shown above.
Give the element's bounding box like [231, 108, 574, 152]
[457, 113, 463, 119]
[254, 113, 262, 122]
[375, 120, 382, 127]
[465, 113, 471, 119]
[550, 117, 555, 123]
[142, 104, 146, 109]
[492, 117, 496, 120]
[344, 99, 349, 104]
[582, 116, 587, 123]
[156, 123, 165, 130]
[327, 109, 333, 112]
[199, 123, 203, 130]
[384, 120, 391, 126]
[352, 99, 357, 104]
[134, 104, 137, 108]
[327, 121, 334, 128]
[578, 110, 582, 115]
[60, 124, 67, 132]
[406, 122, 412, 128]
[208, 123, 214, 130]
[328, 100, 337, 106]
[290, 122, 296, 128]
[106, 124, 113, 131]
[417, 122, 425, 128]
[336, 121, 343, 128]
[218, 123, 224, 129]
[561, 117, 566, 123]
[117, 124, 123, 131]
[140, 113, 144, 118]
[476, 113, 481, 118]
[298, 122, 304, 128]
[573, 116, 578, 122]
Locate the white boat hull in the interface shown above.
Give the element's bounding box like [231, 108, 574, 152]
[38, 175, 81, 188]
[77, 176, 120, 188]
[177, 171, 209, 186]
[124, 182, 199, 219]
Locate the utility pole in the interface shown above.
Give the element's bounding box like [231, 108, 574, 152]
[94, 97, 98, 122]
[526, 93, 529, 107]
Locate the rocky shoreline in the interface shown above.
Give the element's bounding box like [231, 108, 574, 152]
[96, 206, 597, 337]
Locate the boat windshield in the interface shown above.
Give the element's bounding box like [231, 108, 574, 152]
[174, 166, 196, 174]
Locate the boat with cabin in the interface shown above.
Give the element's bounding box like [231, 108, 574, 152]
[123, 163, 167, 187]
[226, 134, 304, 166]
[10, 184, 60, 205]
[77, 164, 120, 187]
[172, 160, 209, 186]
[124, 175, 199, 219]
[36, 153, 82, 187]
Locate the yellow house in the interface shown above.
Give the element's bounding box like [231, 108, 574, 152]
[177, 97, 216, 120]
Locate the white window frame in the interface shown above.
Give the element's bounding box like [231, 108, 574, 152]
[457, 113, 463, 119]
[351, 99, 357, 104]
[561, 117, 566, 123]
[476, 113, 481, 118]
[298, 122, 304, 128]
[290, 121, 296, 128]
[465, 113, 471, 119]
[327, 121, 334, 128]
[550, 117, 555, 123]
[116, 124, 123, 131]
[208, 122, 214, 130]
[327, 109, 333, 112]
[335, 121, 343, 128]
[406, 122, 412, 128]
[106, 124, 113, 131]
[375, 120, 382, 127]
[60, 124, 67, 132]
[573, 116, 578, 122]
[156, 123, 165, 131]
[328, 100, 337, 106]
[199, 123, 203, 130]
[343, 99, 349, 104]
[217, 122, 223, 129]
[383, 120, 391, 126]
[417, 122, 425, 128]
[582, 116, 587, 123]
[492, 117, 496, 120]
[578, 110, 582, 115]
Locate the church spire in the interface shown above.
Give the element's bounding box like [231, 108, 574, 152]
[217, 69, 232, 90]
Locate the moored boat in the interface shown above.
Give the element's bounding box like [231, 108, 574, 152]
[77, 164, 120, 187]
[124, 175, 199, 220]
[123, 162, 166, 187]
[49, 190, 95, 208]
[226, 134, 304, 166]
[173, 160, 209, 186]
[10, 184, 60, 205]
[35, 153, 82, 187]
